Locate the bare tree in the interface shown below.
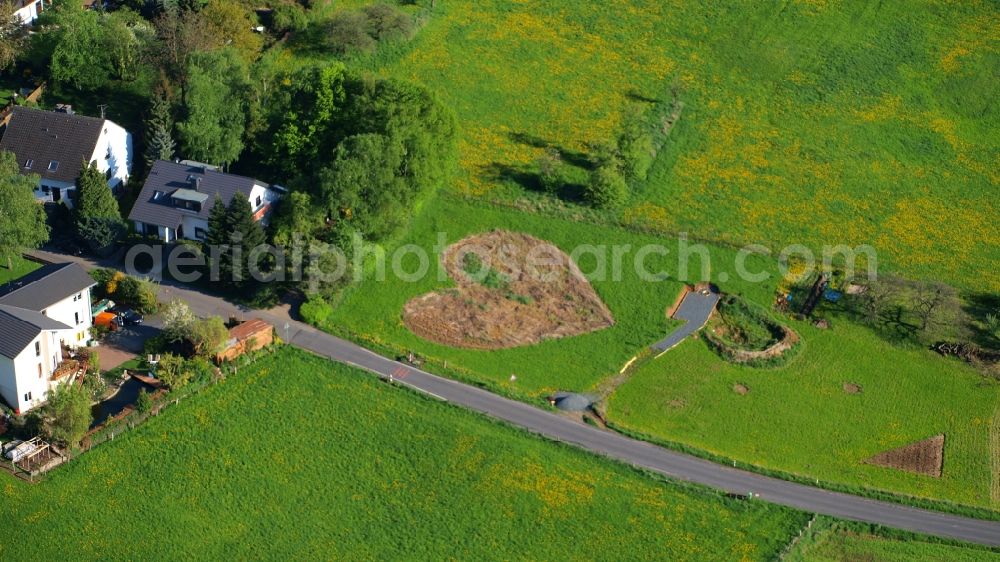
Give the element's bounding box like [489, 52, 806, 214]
[912, 281, 957, 332]
[859, 276, 899, 326]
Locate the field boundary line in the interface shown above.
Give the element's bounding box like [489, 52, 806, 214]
[777, 514, 817, 560]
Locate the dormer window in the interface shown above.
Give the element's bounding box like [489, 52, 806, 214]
[47, 160, 59, 171]
[24, 159, 33, 169]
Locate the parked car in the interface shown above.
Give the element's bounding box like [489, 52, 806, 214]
[112, 308, 143, 327]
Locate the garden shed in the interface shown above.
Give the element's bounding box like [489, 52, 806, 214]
[216, 319, 275, 363]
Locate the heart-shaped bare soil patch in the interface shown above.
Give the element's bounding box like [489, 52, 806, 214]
[402, 230, 614, 349]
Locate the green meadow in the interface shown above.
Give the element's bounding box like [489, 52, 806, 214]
[0, 348, 808, 560]
[341, 0, 998, 293]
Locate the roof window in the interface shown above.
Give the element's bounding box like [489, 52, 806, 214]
[24, 159, 33, 169]
[47, 160, 59, 171]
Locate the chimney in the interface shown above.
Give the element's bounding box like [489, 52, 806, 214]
[193, 177, 202, 191]
[54, 104, 74, 115]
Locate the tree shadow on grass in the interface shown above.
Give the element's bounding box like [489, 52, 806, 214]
[507, 132, 597, 171]
[481, 162, 586, 203]
[962, 292, 1000, 350]
[625, 89, 662, 104]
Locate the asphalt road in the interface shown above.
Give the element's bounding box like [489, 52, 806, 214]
[651, 289, 721, 354]
[27, 250, 1000, 547]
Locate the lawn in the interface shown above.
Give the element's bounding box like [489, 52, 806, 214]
[351, 0, 998, 293]
[319, 196, 779, 399]
[0, 347, 809, 560]
[0, 255, 40, 285]
[606, 320, 1000, 509]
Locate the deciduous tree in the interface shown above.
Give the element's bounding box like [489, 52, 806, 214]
[177, 48, 249, 166]
[43, 383, 91, 446]
[0, 151, 48, 268]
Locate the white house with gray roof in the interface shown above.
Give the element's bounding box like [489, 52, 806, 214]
[0, 106, 133, 208]
[0, 262, 96, 413]
[129, 160, 284, 243]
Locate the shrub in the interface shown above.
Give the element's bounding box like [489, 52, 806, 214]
[76, 216, 127, 253]
[324, 4, 414, 54]
[585, 162, 629, 209]
[617, 110, 655, 184]
[155, 353, 192, 389]
[325, 11, 377, 54]
[536, 147, 565, 194]
[362, 3, 414, 41]
[271, 1, 309, 34]
[135, 389, 153, 413]
[300, 296, 334, 327]
[89, 324, 110, 342]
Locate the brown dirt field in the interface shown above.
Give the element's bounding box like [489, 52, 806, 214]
[402, 230, 614, 349]
[865, 434, 945, 478]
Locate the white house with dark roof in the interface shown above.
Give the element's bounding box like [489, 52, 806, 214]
[129, 160, 284, 243]
[0, 106, 132, 208]
[0, 262, 97, 413]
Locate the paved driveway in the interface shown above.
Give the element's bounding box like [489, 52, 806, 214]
[96, 318, 162, 370]
[650, 289, 720, 354]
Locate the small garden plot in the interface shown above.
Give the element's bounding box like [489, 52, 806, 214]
[865, 434, 945, 478]
[403, 230, 614, 349]
[704, 295, 798, 365]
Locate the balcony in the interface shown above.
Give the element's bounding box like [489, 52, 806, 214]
[53, 346, 91, 382]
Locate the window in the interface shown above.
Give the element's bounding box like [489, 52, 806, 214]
[255, 196, 262, 207]
[153, 190, 165, 200]
[35, 341, 41, 356]
[75, 312, 80, 325]
[194, 227, 208, 240]
[24, 159, 33, 169]
[38, 364, 43, 378]
[24, 392, 31, 402]
[47, 160, 59, 171]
